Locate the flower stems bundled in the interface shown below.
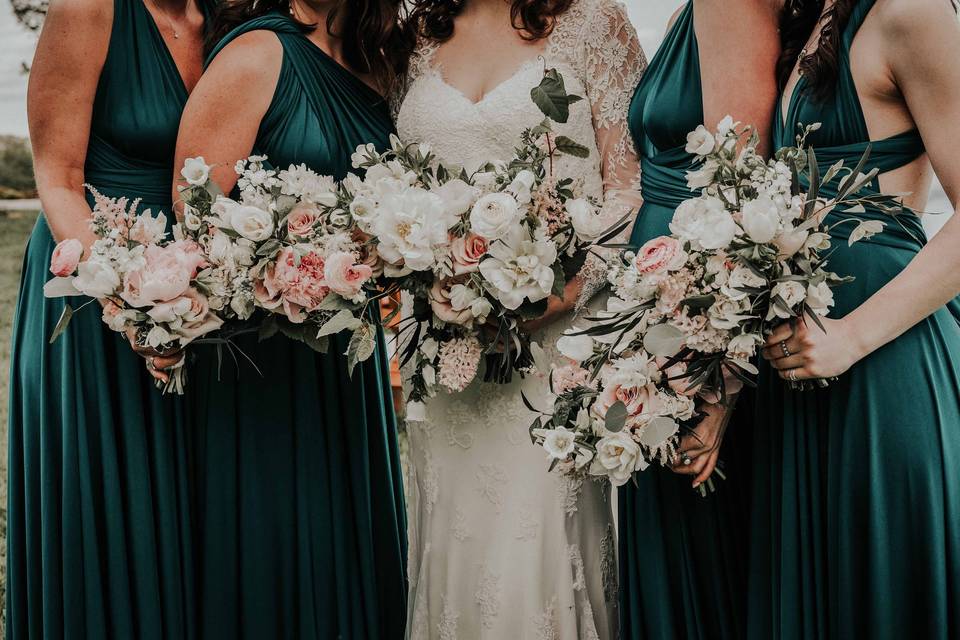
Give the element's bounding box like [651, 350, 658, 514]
[528, 118, 904, 486]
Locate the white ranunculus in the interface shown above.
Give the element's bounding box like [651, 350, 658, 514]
[685, 125, 716, 156]
[767, 281, 807, 320]
[670, 196, 738, 250]
[533, 426, 577, 460]
[73, 259, 121, 298]
[806, 281, 835, 316]
[469, 192, 522, 241]
[230, 205, 275, 242]
[180, 157, 210, 186]
[741, 196, 782, 244]
[507, 169, 537, 205]
[567, 198, 604, 240]
[478, 226, 557, 309]
[557, 328, 595, 362]
[372, 187, 449, 271]
[432, 178, 480, 219]
[592, 432, 647, 486]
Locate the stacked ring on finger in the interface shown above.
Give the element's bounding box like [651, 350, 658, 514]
[680, 452, 693, 466]
[780, 340, 791, 358]
[147, 357, 156, 371]
[788, 369, 798, 382]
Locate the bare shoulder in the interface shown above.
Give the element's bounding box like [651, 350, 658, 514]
[43, 0, 112, 36]
[204, 30, 284, 87]
[876, 0, 960, 38]
[667, 4, 686, 31]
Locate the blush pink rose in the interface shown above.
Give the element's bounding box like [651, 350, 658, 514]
[324, 251, 373, 298]
[286, 203, 320, 239]
[429, 279, 473, 326]
[597, 383, 662, 424]
[551, 363, 593, 393]
[147, 288, 223, 344]
[121, 242, 206, 307]
[450, 233, 488, 275]
[49, 238, 84, 277]
[635, 236, 686, 274]
[255, 247, 329, 323]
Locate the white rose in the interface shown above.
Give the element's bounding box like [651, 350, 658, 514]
[230, 205, 275, 242]
[685, 125, 716, 156]
[707, 295, 750, 330]
[469, 192, 522, 241]
[806, 281, 835, 316]
[567, 198, 605, 240]
[478, 226, 557, 309]
[741, 196, 782, 244]
[533, 426, 577, 460]
[767, 281, 807, 320]
[557, 328, 595, 362]
[180, 156, 210, 186]
[592, 432, 647, 487]
[432, 178, 480, 220]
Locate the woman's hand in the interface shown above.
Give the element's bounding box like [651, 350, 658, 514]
[761, 315, 866, 382]
[124, 327, 183, 386]
[519, 278, 583, 334]
[671, 402, 733, 488]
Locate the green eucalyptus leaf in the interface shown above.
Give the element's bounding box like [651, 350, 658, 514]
[317, 309, 364, 337]
[49, 303, 74, 344]
[642, 323, 685, 357]
[604, 401, 628, 433]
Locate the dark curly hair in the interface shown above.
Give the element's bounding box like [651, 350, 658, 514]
[779, 0, 959, 100]
[206, 0, 415, 94]
[407, 0, 574, 42]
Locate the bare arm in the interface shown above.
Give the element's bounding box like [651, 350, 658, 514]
[28, 0, 111, 248]
[172, 30, 282, 201]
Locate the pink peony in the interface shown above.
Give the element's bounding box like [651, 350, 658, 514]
[634, 236, 686, 274]
[429, 279, 474, 326]
[255, 247, 329, 323]
[324, 251, 373, 298]
[286, 203, 320, 239]
[449, 233, 488, 275]
[120, 241, 206, 307]
[50, 239, 83, 277]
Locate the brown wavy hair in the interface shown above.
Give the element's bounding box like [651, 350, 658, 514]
[779, 0, 958, 100]
[407, 0, 574, 42]
[206, 0, 415, 94]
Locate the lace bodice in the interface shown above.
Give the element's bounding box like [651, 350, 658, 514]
[397, 0, 646, 276]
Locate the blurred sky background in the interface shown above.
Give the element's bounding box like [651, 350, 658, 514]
[0, 1, 951, 227]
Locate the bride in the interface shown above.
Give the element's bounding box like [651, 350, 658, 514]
[395, 0, 646, 637]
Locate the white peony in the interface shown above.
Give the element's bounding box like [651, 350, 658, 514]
[478, 226, 557, 309]
[432, 178, 480, 218]
[73, 259, 121, 298]
[469, 192, 523, 241]
[372, 187, 449, 271]
[557, 328, 595, 362]
[670, 196, 739, 250]
[180, 157, 210, 186]
[741, 196, 782, 244]
[533, 426, 577, 460]
[593, 432, 647, 486]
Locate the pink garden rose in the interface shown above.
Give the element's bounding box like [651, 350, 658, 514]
[429, 279, 474, 326]
[49, 239, 83, 277]
[255, 247, 329, 323]
[635, 236, 687, 274]
[120, 241, 206, 308]
[286, 203, 319, 239]
[597, 382, 662, 424]
[324, 251, 373, 298]
[147, 288, 224, 343]
[450, 233, 488, 275]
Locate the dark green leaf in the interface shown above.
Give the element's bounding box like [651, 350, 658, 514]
[48, 303, 74, 344]
[554, 136, 590, 158]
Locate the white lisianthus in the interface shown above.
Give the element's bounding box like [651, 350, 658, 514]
[740, 196, 782, 244]
[469, 192, 522, 240]
[372, 187, 448, 271]
[230, 205, 275, 242]
[351, 143, 378, 168]
[805, 281, 835, 316]
[181, 157, 210, 186]
[506, 169, 537, 205]
[685, 125, 716, 156]
[767, 281, 807, 320]
[567, 198, 604, 240]
[716, 115, 737, 136]
[432, 178, 480, 219]
[670, 196, 738, 250]
[533, 426, 577, 460]
[557, 328, 595, 362]
[686, 158, 720, 190]
[478, 226, 557, 309]
[593, 432, 647, 486]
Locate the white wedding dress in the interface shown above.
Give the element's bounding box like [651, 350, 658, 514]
[395, 1, 646, 637]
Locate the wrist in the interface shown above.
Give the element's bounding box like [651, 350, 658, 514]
[838, 313, 873, 362]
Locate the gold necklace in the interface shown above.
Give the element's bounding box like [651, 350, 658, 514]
[147, 0, 182, 39]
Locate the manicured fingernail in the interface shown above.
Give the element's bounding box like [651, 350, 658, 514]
[692, 481, 701, 488]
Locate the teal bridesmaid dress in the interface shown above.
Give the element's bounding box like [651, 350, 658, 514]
[188, 14, 407, 639]
[6, 1, 212, 637]
[749, 1, 960, 637]
[618, 3, 752, 638]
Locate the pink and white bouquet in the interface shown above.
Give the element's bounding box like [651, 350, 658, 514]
[341, 70, 629, 412]
[44, 187, 225, 394]
[527, 118, 901, 487]
[177, 156, 386, 373]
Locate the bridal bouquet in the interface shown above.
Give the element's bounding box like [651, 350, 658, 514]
[177, 156, 385, 373]
[44, 186, 226, 394]
[341, 70, 628, 412]
[528, 118, 899, 486]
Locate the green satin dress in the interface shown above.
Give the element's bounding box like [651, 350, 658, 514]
[188, 15, 406, 639]
[618, 3, 752, 638]
[749, 1, 960, 637]
[6, 1, 212, 637]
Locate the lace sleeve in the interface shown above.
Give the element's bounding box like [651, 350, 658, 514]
[391, 41, 439, 123]
[573, 0, 647, 307]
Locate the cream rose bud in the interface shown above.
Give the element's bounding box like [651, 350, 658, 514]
[180, 156, 210, 186]
[533, 426, 577, 460]
[741, 196, 781, 244]
[593, 432, 647, 487]
[567, 198, 604, 240]
[806, 281, 835, 316]
[507, 169, 537, 204]
[432, 179, 480, 218]
[231, 205, 274, 242]
[469, 192, 522, 240]
[557, 329, 595, 362]
[49, 238, 83, 277]
[685, 125, 716, 156]
[773, 228, 809, 259]
[767, 281, 806, 320]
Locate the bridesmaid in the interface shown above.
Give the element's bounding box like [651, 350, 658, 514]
[619, 1, 782, 638]
[7, 0, 211, 637]
[171, 1, 411, 637]
[755, 0, 960, 637]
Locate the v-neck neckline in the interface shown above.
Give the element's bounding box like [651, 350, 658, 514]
[138, 0, 202, 96]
